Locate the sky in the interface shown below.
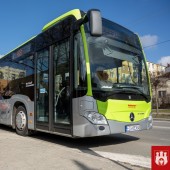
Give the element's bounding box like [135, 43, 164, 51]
[0, 0, 170, 66]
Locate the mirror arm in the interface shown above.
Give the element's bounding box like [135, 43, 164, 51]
[73, 18, 84, 32]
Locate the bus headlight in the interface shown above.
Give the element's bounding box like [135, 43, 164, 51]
[147, 113, 153, 129]
[84, 111, 108, 125]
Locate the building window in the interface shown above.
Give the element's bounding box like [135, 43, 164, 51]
[158, 91, 166, 98]
[152, 64, 154, 69]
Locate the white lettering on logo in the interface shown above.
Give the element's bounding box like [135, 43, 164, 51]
[26, 81, 34, 87]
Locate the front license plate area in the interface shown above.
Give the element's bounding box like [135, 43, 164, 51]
[125, 124, 141, 132]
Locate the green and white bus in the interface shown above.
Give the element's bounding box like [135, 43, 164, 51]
[0, 9, 152, 137]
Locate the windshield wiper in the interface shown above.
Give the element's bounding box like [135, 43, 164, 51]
[111, 84, 150, 101]
[118, 85, 150, 102]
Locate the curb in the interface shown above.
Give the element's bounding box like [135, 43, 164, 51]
[153, 118, 170, 121]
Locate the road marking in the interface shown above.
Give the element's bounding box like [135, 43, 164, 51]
[94, 151, 151, 168]
[160, 138, 170, 142]
[153, 126, 170, 130]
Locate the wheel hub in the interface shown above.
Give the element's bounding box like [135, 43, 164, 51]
[16, 111, 26, 130]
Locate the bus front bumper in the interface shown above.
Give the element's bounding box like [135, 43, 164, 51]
[108, 116, 153, 134]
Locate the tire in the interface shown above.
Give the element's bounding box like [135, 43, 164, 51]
[15, 106, 29, 136]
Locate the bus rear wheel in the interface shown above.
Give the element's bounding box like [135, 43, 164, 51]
[15, 106, 29, 136]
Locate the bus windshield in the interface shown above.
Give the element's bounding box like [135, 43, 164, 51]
[85, 19, 150, 101]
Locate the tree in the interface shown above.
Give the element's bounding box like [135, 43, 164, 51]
[150, 71, 170, 114]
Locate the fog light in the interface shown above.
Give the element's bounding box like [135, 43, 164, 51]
[99, 126, 105, 131]
[84, 111, 107, 125]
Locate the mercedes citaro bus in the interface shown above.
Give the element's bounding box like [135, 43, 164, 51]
[0, 9, 152, 137]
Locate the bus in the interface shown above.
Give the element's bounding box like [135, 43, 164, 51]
[0, 9, 152, 137]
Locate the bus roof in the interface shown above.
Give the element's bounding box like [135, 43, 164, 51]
[2, 36, 36, 59]
[2, 9, 82, 59]
[42, 9, 82, 32]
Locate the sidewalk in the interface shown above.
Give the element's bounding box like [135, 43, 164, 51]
[0, 126, 144, 170]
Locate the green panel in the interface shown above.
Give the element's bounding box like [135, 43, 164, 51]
[97, 99, 151, 122]
[80, 25, 92, 96]
[42, 9, 82, 32]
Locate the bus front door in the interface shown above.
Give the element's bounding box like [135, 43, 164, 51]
[35, 40, 72, 135]
[52, 40, 71, 135]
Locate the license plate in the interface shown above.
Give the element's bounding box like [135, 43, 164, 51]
[125, 124, 141, 132]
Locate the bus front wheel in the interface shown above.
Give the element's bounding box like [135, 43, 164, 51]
[15, 106, 29, 136]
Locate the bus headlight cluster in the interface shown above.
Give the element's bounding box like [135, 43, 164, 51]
[84, 111, 108, 125]
[147, 113, 153, 129]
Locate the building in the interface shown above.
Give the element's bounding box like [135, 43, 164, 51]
[147, 61, 170, 109]
[147, 61, 166, 77]
[165, 64, 170, 73]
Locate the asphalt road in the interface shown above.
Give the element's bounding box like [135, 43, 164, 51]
[91, 120, 170, 156]
[0, 120, 169, 169]
[88, 120, 170, 168]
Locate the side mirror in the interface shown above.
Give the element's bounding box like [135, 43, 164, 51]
[86, 9, 102, 36]
[74, 9, 102, 36]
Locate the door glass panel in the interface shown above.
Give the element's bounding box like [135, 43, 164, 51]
[54, 40, 70, 124]
[36, 49, 49, 122]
